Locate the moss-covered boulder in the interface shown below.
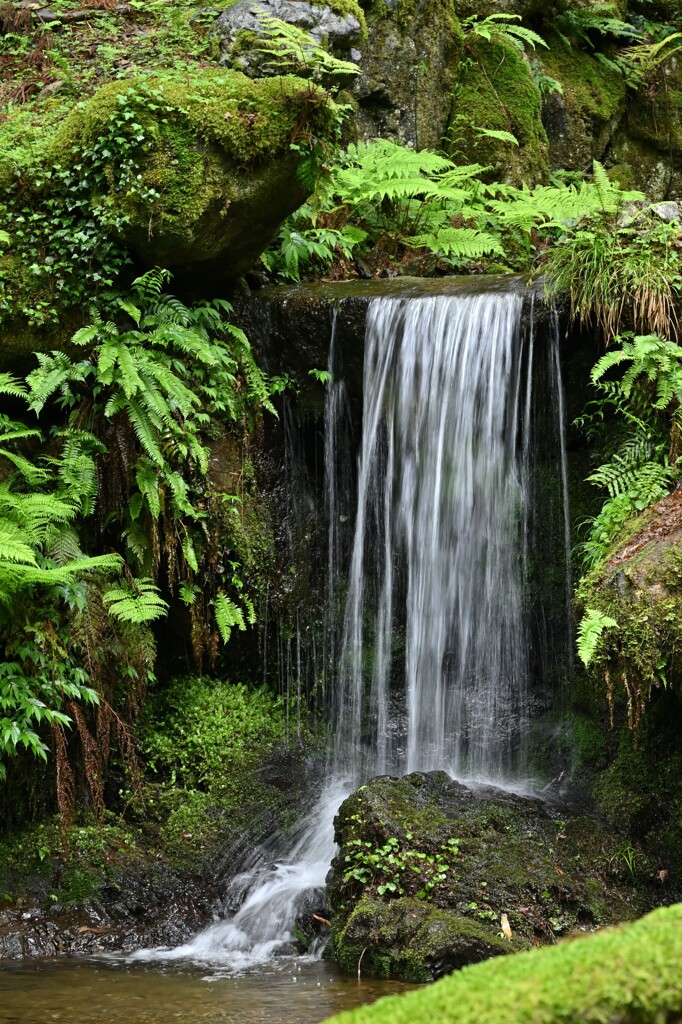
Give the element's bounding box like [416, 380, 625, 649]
[574, 488, 682, 871]
[323, 903, 682, 1024]
[447, 37, 548, 184]
[538, 36, 626, 171]
[48, 69, 336, 271]
[352, 0, 463, 150]
[326, 771, 668, 981]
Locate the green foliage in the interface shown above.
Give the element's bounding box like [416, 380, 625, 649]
[462, 13, 547, 52]
[141, 677, 299, 796]
[254, 13, 360, 87]
[577, 609, 619, 667]
[343, 828, 461, 901]
[263, 146, 650, 280]
[576, 334, 682, 570]
[103, 578, 168, 624]
[551, 3, 640, 50]
[543, 192, 681, 340]
[616, 32, 682, 89]
[0, 271, 281, 808]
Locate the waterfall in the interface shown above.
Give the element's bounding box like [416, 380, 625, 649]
[332, 291, 534, 785]
[139, 281, 571, 970]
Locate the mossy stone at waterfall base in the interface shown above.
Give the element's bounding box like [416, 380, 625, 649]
[323, 903, 682, 1024]
[326, 772, 670, 982]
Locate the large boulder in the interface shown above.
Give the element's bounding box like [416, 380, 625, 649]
[326, 771, 669, 981]
[48, 69, 337, 271]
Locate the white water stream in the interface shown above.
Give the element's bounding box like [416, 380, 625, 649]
[137, 284, 570, 972]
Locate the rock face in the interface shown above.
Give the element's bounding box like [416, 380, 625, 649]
[0, 864, 220, 959]
[539, 38, 626, 173]
[351, 0, 463, 150]
[214, 0, 462, 151]
[447, 36, 548, 184]
[326, 772, 669, 981]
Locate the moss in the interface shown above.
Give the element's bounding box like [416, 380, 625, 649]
[447, 37, 548, 185]
[48, 69, 336, 257]
[332, 897, 513, 982]
[325, 904, 682, 1024]
[539, 35, 626, 169]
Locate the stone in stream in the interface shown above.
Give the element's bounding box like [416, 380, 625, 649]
[325, 771, 673, 981]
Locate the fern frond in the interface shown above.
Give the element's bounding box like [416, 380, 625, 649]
[103, 577, 169, 623]
[214, 591, 246, 644]
[577, 608, 619, 667]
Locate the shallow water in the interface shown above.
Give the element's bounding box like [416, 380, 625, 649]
[0, 955, 414, 1023]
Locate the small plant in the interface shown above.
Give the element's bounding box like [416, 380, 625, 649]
[342, 834, 461, 901]
[577, 609, 619, 667]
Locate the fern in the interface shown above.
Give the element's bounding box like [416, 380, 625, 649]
[463, 13, 547, 51]
[552, 4, 640, 50]
[577, 608, 619, 667]
[213, 591, 247, 644]
[253, 13, 360, 88]
[103, 578, 168, 623]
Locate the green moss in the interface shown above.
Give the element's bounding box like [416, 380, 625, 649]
[542, 37, 625, 122]
[447, 37, 548, 185]
[539, 35, 625, 169]
[325, 904, 682, 1024]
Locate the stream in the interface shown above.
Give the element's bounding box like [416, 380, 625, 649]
[0, 956, 414, 1023]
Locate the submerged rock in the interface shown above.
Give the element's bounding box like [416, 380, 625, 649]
[326, 771, 671, 981]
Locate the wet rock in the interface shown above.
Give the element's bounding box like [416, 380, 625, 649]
[352, 0, 462, 150]
[652, 201, 681, 223]
[325, 771, 671, 981]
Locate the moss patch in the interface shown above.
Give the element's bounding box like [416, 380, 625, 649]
[447, 37, 548, 185]
[538, 35, 625, 170]
[324, 903, 682, 1024]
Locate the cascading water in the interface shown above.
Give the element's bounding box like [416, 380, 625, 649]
[333, 291, 534, 784]
[139, 281, 571, 970]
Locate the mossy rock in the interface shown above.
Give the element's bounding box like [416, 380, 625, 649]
[609, 61, 682, 199]
[538, 35, 626, 171]
[447, 37, 548, 185]
[352, 0, 463, 150]
[326, 771, 666, 981]
[323, 903, 682, 1024]
[47, 69, 336, 271]
[575, 490, 682, 872]
[329, 896, 513, 981]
